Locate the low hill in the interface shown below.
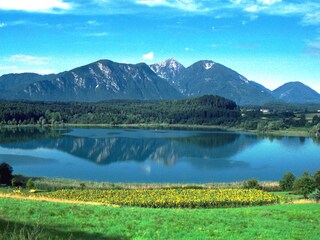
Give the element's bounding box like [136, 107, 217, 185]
[273, 82, 320, 103]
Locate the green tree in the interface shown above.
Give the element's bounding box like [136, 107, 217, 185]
[298, 114, 306, 127]
[279, 172, 296, 191]
[243, 178, 261, 189]
[293, 172, 316, 198]
[314, 170, 320, 190]
[312, 115, 320, 125]
[38, 116, 46, 126]
[0, 162, 13, 186]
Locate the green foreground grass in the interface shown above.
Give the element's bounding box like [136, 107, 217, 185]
[0, 197, 319, 240]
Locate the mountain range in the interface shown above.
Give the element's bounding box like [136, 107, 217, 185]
[1, 58, 319, 105]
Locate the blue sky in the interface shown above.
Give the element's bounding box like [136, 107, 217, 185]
[0, 0, 319, 92]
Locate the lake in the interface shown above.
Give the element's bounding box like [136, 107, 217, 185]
[0, 127, 319, 183]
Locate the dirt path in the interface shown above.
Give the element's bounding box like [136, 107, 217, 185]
[0, 193, 120, 207]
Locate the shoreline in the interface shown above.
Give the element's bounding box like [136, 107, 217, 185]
[0, 123, 315, 137]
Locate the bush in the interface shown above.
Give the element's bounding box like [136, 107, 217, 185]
[0, 162, 13, 186]
[314, 170, 320, 190]
[243, 179, 261, 189]
[308, 189, 320, 202]
[26, 179, 35, 189]
[293, 172, 316, 198]
[279, 172, 295, 191]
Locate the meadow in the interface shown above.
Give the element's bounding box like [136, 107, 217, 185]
[0, 175, 318, 239]
[0, 197, 319, 240]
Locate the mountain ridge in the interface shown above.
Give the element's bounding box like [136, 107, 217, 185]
[1, 58, 319, 104]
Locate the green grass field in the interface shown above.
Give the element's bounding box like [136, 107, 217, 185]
[0, 197, 319, 240]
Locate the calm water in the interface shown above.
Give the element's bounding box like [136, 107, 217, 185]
[0, 127, 319, 183]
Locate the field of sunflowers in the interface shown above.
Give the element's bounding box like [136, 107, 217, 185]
[42, 188, 282, 208]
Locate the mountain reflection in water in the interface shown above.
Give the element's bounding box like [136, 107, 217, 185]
[0, 128, 258, 169]
[0, 127, 319, 182]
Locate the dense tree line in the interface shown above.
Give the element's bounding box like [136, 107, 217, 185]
[0, 95, 240, 126]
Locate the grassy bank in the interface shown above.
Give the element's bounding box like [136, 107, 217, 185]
[20, 177, 280, 192]
[0, 197, 319, 240]
[256, 127, 314, 137]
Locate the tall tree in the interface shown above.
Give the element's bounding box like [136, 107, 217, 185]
[0, 162, 13, 186]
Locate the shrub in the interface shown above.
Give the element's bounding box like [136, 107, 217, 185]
[308, 189, 320, 202]
[0, 162, 13, 186]
[279, 172, 295, 191]
[243, 179, 261, 189]
[293, 172, 316, 198]
[26, 179, 35, 189]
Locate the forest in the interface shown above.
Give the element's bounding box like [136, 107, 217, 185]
[0, 95, 240, 126]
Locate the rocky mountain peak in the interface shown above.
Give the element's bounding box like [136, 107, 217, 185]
[149, 59, 185, 81]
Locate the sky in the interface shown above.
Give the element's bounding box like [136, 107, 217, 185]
[0, 0, 319, 92]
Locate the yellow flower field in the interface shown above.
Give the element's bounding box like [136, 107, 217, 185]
[41, 189, 282, 208]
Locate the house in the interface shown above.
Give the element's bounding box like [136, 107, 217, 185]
[260, 108, 270, 113]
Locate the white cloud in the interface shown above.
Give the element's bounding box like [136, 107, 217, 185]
[257, 0, 282, 6]
[0, 22, 5, 28]
[142, 52, 154, 61]
[305, 38, 320, 57]
[86, 32, 108, 37]
[244, 5, 266, 13]
[231, 0, 242, 4]
[302, 11, 320, 26]
[0, 0, 72, 13]
[8, 54, 48, 65]
[136, 0, 206, 12]
[184, 47, 193, 51]
[136, 0, 168, 7]
[87, 20, 101, 26]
